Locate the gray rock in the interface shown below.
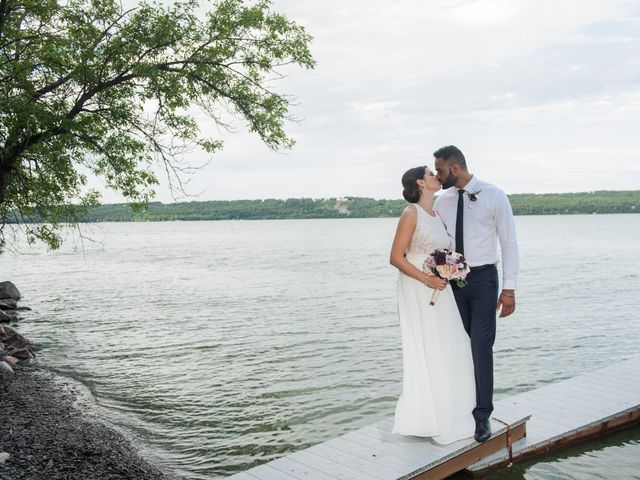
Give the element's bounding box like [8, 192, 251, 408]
[0, 310, 13, 323]
[11, 348, 34, 360]
[0, 281, 20, 301]
[0, 299, 17, 310]
[1, 312, 19, 322]
[3, 356, 18, 365]
[0, 361, 13, 377]
[1, 309, 28, 318]
[1, 325, 16, 336]
[0, 326, 32, 349]
[0, 451, 10, 464]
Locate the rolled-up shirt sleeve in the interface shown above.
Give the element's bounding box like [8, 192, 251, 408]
[495, 190, 519, 290]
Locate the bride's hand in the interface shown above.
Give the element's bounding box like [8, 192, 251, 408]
[425, 275, 447, 290]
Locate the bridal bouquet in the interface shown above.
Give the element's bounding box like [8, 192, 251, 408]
[423, 249, 470, 305]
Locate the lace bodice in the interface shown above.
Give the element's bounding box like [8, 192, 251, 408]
[406, 204, 451, 255]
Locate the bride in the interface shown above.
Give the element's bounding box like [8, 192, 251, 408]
[389, 165, 475, 444]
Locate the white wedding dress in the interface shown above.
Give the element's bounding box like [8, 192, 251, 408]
[392, 204, 476, 444]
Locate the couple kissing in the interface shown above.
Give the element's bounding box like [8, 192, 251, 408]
[390, 145, 518, 444]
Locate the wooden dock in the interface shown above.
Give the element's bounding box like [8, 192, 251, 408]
[465, 355, 640, 476]
[227, 356, 640, 479]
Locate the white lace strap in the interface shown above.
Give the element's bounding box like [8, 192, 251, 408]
[413, 203, 425, 225]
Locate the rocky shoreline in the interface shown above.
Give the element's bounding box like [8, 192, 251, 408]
[0, 282, 180, 480]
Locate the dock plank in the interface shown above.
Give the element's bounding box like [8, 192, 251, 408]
[306, 442, 405, 479]
[287, 450, 373, 480]
[531, 375, 639, 400]
[341, 430, 434, 464]
[267, 456, 339, 480]
[322, 436, 420, 473]
[239, 462, 301, 480]
[226, 472, 261, 480]
[508, 393, 606, 423]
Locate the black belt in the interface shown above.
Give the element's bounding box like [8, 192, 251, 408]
[469, 264, 496, 272]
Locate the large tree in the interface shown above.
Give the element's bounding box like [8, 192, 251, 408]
[0, 0, 314, 249]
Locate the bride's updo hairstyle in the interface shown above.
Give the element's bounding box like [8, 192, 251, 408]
[402, 166, 426, 203]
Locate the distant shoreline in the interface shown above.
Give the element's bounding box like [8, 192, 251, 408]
[82, 211, 638, 222]
[79, 190, 638, 222]
[9, 190, 639, 223]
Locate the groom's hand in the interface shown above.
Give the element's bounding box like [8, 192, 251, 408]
[497, 290, 516, 318]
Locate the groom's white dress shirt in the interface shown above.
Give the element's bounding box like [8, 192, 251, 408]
[434, 175, 519, 290]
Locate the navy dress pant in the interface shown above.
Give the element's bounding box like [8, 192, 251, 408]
[451, 266, 499, 422]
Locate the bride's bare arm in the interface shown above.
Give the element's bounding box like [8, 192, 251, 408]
[390, 206, 447, 290]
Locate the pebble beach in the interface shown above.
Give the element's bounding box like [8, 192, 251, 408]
[0, 281, 179, 480]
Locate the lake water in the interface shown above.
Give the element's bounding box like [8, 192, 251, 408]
[2, 214, 640, 479]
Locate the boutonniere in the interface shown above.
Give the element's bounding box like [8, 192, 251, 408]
[467, 190, 481, 202]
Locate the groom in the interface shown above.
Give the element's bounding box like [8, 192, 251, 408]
[432, 145, 519, 443]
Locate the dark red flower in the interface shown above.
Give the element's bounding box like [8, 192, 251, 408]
[434, 250, 447, 265]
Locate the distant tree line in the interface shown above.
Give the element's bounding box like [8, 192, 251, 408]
[61, 190, 640, 222]
[507, 191, 639, 215]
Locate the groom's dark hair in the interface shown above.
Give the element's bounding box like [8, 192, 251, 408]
[433, 145, 467, 170]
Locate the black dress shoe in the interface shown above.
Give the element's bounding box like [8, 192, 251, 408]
[474, 418, 491, 442]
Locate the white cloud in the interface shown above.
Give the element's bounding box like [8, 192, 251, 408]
[450, 0, 519, 26]
[98, 0, 640, 203]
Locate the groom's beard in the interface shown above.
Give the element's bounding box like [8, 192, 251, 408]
[441, 174, 458, 189]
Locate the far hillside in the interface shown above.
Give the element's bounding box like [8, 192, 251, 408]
[72, 190, 639, 222]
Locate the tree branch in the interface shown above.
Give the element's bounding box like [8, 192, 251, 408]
[0, 0, 9, 40]
[32, 8, 137, 100]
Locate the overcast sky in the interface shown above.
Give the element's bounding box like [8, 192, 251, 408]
[102, 0, 640, 202]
